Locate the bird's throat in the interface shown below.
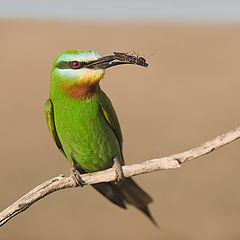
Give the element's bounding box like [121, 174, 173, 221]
[62, 82, 99, 100]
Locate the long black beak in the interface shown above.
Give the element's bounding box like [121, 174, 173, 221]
[85, 52, 148, 69]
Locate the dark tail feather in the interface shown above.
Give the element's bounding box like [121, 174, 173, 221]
[116, 178, 157, 226]
[92, 182, 126, 209]
[138, 205, 158, 227]
[91, 177, 156, 226]
[73, 160, 126, 209]
[73, 158, 156, 225]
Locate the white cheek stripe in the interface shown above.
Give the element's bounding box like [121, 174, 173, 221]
[55, 68, 80, 78]
[55, 68, 104, 81]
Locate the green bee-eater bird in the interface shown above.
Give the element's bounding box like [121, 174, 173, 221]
[44, 50, 156, 225]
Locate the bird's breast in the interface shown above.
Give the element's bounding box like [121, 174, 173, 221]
[54, 96, 122, 172]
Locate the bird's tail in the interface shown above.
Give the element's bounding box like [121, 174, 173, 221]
[93, 178, 157, 226]
[73, 159, 156, 225]
[116, 178, 157, 226]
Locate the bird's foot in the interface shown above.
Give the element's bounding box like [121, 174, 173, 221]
[113, 157, 125, 183]
[71, 164, 86, 187]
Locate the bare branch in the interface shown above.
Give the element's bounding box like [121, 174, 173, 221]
[1, 126, 240, 227]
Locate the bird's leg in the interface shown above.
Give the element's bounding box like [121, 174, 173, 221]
[113, 157, 125, 183]
[71, 160, 86, 187]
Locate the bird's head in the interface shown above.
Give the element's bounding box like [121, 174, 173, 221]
[51, 50, 148, 99]
[51, 50, 105, 87]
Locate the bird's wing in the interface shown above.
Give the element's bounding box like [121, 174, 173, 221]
[99, 91, 123, 150]
[44, 98, 65, 155]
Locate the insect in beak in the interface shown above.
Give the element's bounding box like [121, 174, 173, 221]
[85, 52, 148, 70]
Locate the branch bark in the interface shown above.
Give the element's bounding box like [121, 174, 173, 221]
[1, 126, 240, 227]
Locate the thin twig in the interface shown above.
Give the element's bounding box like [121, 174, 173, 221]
[0, 126, 240, 227]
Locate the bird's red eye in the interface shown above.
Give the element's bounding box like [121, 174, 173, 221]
[70, 61, 81, 69]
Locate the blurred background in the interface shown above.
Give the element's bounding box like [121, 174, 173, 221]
[0, 1, 240, 239]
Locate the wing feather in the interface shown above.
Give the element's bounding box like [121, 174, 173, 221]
[44, 99, 65, 155]
[99, 91, 123, 150]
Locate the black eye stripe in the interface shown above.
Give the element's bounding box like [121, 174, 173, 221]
[55, 61, 69, 69]
[56, 61, 89, 69]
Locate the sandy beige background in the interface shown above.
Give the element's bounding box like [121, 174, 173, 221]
[0, 19, 240, 240]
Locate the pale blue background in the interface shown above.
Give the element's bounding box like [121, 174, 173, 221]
[1, 0, 240, 22]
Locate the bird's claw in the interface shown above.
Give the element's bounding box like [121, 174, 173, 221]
[71, 166, 85, 187]
[113, 157, 125, 183]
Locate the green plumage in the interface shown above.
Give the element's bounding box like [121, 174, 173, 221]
[49, 88, 123, 171]
[45, 50, 156, 225]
